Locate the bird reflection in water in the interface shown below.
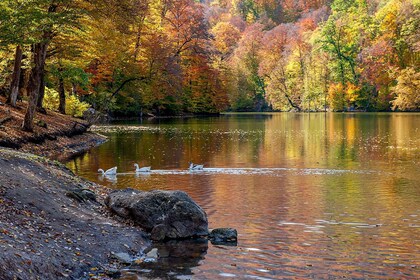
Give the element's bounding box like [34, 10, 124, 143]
[121, 238, 209, 279]
[98, 173, 117, 184]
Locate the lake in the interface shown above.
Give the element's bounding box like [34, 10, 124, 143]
[66, 113, 420, 279]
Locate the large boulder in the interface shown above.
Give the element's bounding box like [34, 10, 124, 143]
[105, 189, 208, 241]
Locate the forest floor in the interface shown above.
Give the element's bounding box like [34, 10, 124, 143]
[0, 96, 106, 161]
[0, 97, 150, 279]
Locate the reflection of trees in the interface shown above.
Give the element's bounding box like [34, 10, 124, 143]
[65, 114, 420, 278]
[66, 113, 419, 183]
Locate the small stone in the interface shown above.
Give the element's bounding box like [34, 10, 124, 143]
[105, 268, 121, 277]
[146, 248, 159, 259]
[111, 252, 132, 264]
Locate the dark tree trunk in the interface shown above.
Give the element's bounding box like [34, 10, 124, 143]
[18, 68, 29, 100]
[7, 45, 23, 107]
[22, 3, 58, 130]
[284, 93, 301, 112]
[22, 43, 48, 132]
[110, 77, 147, 98]
[58, 74, 66, 114]
[71, 82, 77, 95]
[36, 64, 46, 110]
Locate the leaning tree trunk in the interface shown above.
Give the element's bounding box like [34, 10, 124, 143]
[7, 45, 23, 107]
[58, 74, 66, 114]
[22, 43, 48, 132]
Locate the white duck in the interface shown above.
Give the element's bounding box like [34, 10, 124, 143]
[134, 163, 151, 173]
[189, 162, 204, 171]
[98, 166, 117, 175]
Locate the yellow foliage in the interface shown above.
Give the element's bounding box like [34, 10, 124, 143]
[346, 82, 359, 103]
[328, 83, 345, 111]
[391, 67, 420, 111]
[43, 87, 90, 117]
[211, 22, 241, 55]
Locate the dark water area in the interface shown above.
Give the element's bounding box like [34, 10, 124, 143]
[67, 113, 420, 279]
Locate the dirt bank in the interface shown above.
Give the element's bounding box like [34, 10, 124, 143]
[0, 148, 150, 279]
[0, 96, 106, 161]
[0, 97, 151, 279]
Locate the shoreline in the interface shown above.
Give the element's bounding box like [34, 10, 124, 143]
[19, 131, 108, 162]
[0, 147, 150, 279]
[0, 99, 152, 279]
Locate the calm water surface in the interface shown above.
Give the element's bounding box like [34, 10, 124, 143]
[66, 113, 420, 279]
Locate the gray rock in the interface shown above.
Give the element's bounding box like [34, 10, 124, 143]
[209, 228, 238, 245]
[105, 189, 208, 241]
[66, 188, 97, 202]
[146, 248, 159, 259]
[111, 252, 132, 264]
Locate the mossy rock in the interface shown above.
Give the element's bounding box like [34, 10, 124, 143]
[36, 120, 48, 128]
[66, 188, 97, 202]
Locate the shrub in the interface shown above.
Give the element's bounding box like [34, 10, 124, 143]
[43, 87, 90, 117]
[43, 87, 60, 111]
[66, 94, 90, 117]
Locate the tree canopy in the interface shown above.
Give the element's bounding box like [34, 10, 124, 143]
[0, 0, 419, 121]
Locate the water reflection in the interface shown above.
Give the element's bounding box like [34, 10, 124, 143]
[67, 113, 420, 279]
[98, 174, 118, 184]
[121, 239, 209, 279]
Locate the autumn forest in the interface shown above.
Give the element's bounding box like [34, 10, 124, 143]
[0, 0, 419, 127]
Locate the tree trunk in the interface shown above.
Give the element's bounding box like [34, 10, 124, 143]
[7, 45, 23, 107]
[22, 43, 48, 132]
[36, 63, 46, 110]
[71, 82, 77, 95]
[18, 68, 29, 99]
[58, 74, 66, 114]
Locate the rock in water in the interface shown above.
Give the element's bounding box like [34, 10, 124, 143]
[209, 228, 238, 244]
[105, 189, 208, 241]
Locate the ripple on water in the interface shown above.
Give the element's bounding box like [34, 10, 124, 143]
[69, 114, 420, 280]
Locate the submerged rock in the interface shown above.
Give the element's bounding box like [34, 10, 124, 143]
[105, 189, 208, 241]
[209, 228, 238, 245]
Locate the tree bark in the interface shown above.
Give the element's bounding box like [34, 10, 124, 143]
[7, 45, 23, 107]
[22, 43, 48, 132]
[58, 73, 66, 114]
[22, 4, 57, 131]
[71, 82, 77, 95]
[36, 69, 46, 110]
[18, 67, 29, 99]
